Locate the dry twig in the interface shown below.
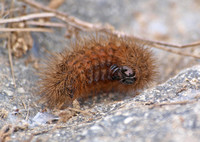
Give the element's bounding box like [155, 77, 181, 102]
[27, 21, 66, 28]
[0, 123, 29, 142]
[147, 100, 196, 109]
[7, 35, 16, 88]
[0, 12, 55, 24]
[21, 100, 30, 121]
[68, 107, 93, 116]
[0, 124, 14, 142]
[152, 44, 200, 59]
[136, 38, 200, 49]
[0, 27, 53, 32]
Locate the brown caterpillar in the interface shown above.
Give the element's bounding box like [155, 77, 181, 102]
[38, 35, 157, 109]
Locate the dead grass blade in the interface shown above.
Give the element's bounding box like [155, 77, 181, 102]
[27, 21, 66, 28]
[0, 28, 53, 32]
[151, 44, 200, 59]
[0, 12, 55, 24]
[7, 35, 16, 88]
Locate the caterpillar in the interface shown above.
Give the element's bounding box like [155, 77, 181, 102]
[38, 35, 157, 109]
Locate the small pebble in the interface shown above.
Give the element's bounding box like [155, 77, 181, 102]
[4, 90, 13, 96]
[90, 125, 104, 133]
[124, 117, 134, 124]
[17, 87, 25, 93]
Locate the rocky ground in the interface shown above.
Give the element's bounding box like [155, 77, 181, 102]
[0, 0, 200, 142]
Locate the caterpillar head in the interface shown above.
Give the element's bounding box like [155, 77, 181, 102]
[110, 64, 136, 85]
[120, 66, 136, 84]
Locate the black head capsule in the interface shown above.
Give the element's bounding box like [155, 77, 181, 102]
[120, 66, 136, 84]
[110, 65, 136, 84]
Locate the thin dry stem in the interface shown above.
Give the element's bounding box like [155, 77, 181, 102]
[25, 102, 30, 121]
[0, 33, 9, 38]
[1, 7, 21, 18]
[68, 108, 93, 116]
[0, 27, 53, 32]
[22, 100, 30, 121]
[152, 44, 200, 59]
[0, 12, 55, 24]
[27, 21, 66, 28]
[0, 124, 14, 142]
[0, 0, 5, 17]
[10, 0, 15, 17]
[8, 35, 16, 88]
[137, 38, 200, 49]
[148, 100, 196, 108]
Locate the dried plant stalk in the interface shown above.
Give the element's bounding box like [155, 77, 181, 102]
[0, 27, 53, 32]
[0, 12, 55, 24]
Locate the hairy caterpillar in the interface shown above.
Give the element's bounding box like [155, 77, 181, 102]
[38, 35, 157, 109]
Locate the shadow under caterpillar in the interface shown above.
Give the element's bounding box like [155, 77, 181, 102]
[38, 35, 157, 109]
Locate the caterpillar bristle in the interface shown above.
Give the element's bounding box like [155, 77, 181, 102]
[38, 34, 157, 109]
